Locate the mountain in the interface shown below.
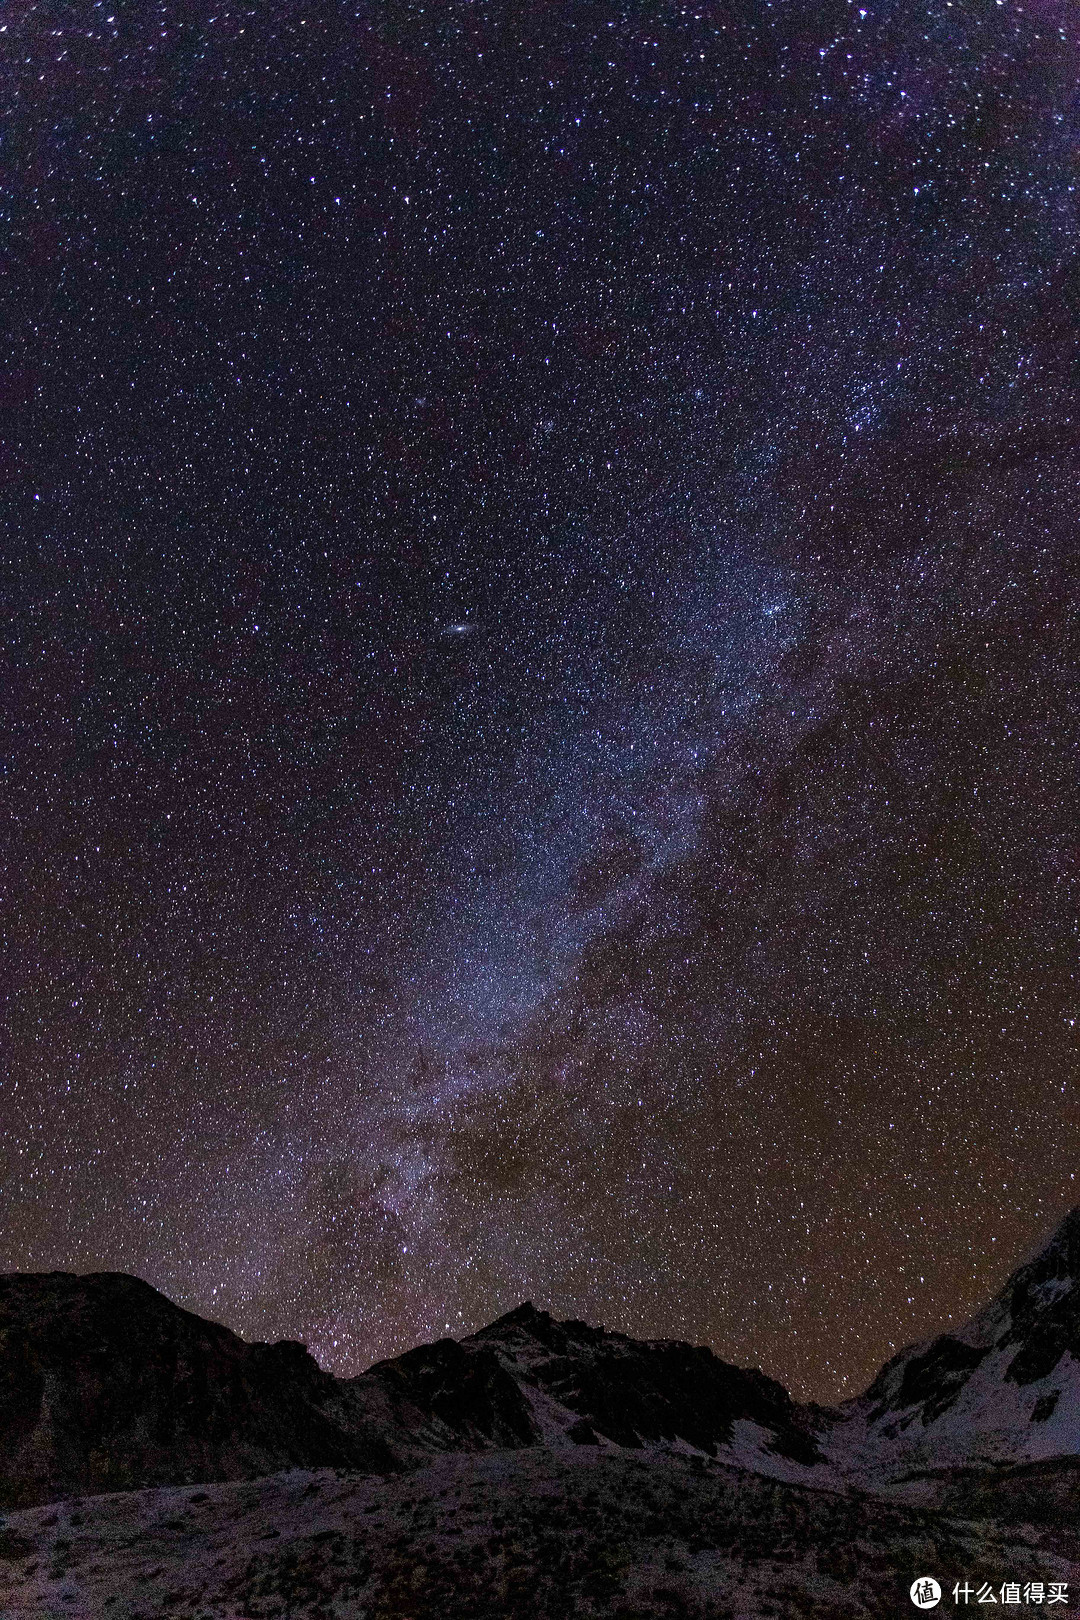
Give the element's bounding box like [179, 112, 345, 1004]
[372, 1301, 824, 1471]
[826, 1208, 1080, 1480]
[0, 1275, 824, 1510]
[1, 1210, 1077, 1515]
[0, 1272, 402, 1508]
[2, 1222, 1079, 1618]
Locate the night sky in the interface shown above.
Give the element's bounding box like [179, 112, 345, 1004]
[2, 0, 1079, 1403]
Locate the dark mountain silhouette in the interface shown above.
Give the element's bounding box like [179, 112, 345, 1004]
[0, 1272, 400, 1507]
[0, 1277, 821, 1508]
[1, 1209, 1077, 1511]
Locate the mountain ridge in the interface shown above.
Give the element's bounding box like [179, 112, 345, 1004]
[2, 1207, 1078, 1509]
[826, 1206, 1080, 1480]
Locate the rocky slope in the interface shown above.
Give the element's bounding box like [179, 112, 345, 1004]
[1, 1449, 1076, 1620]
[0, 1272, 404, 1507]
[825, 1208, 1080, 1481]
[370, 1301, 825, 1475]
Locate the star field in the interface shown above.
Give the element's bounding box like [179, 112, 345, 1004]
[1, 0, 1078, 1401]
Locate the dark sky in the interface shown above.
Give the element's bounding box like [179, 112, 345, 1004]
[2, 0, 1078, 1402]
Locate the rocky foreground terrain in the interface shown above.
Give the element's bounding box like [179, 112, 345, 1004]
[0, 1211, 1078, 1617]
[1, 1448, 1077, 1620]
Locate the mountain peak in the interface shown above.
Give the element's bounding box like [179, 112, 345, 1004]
[486, 1302, 549, 1330]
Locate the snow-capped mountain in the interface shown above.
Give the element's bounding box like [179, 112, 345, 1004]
[2, 1210, 1078, 1514]
[369, 1301, 826, 1481]
[826, 1208, 1080, 1480]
